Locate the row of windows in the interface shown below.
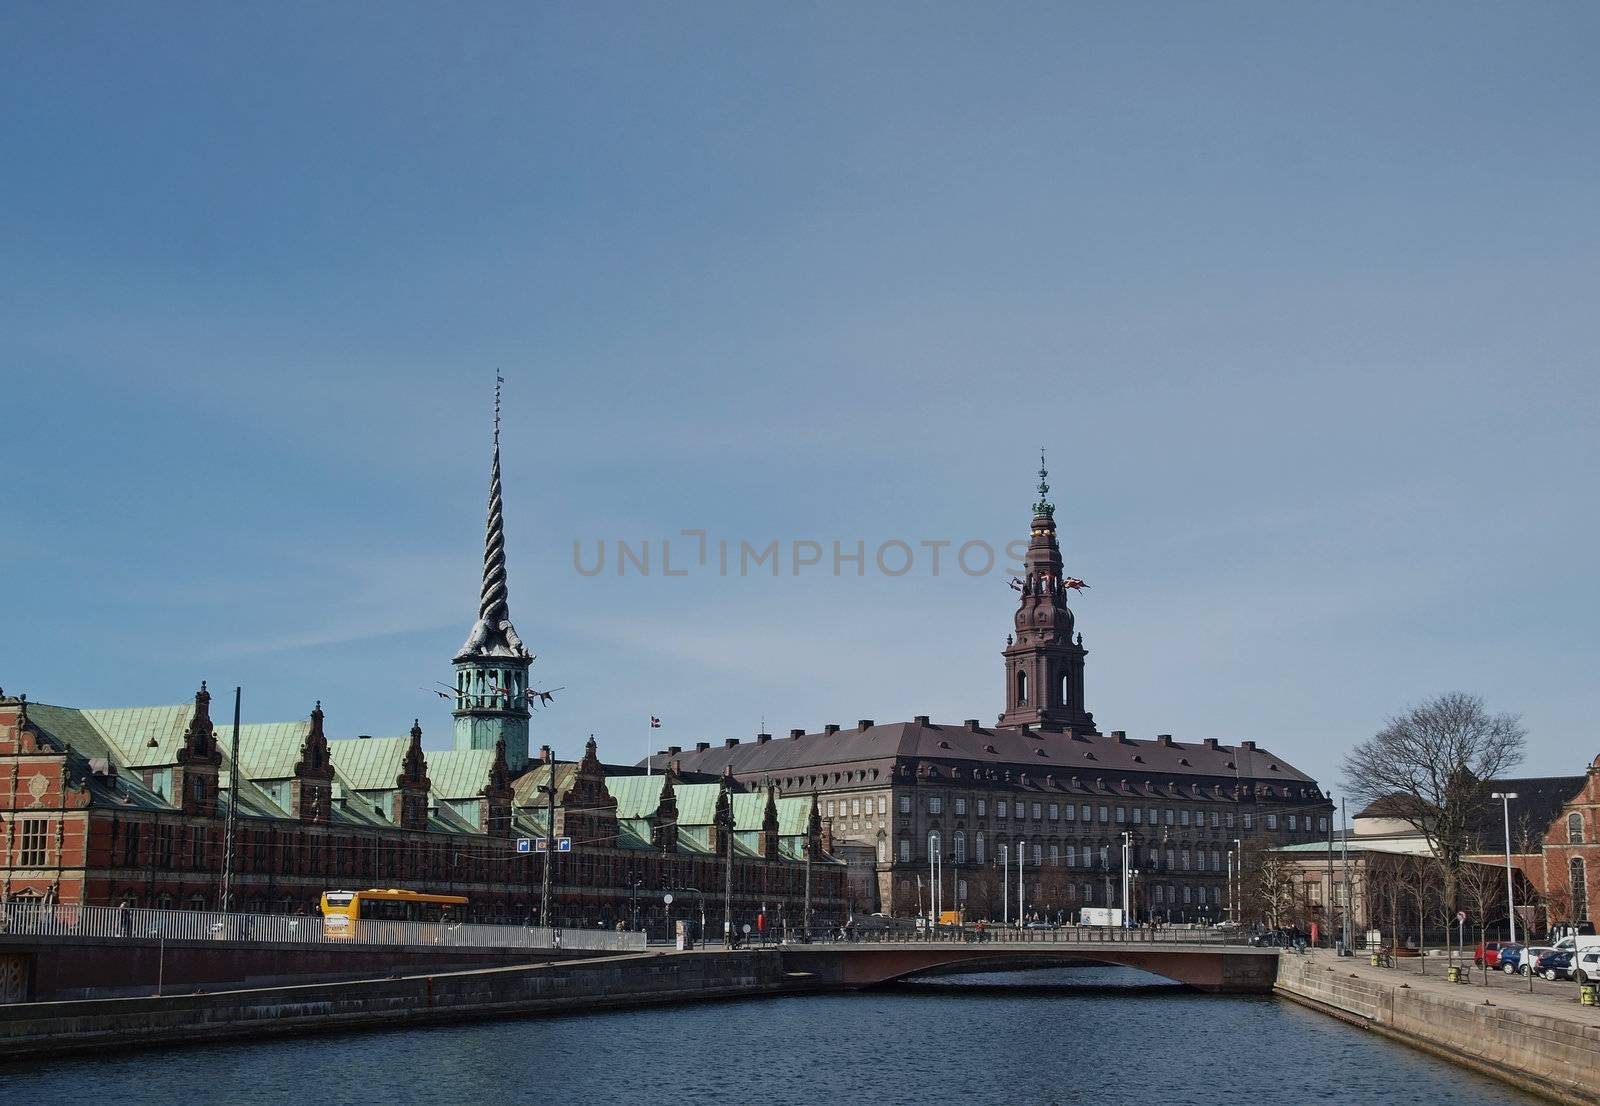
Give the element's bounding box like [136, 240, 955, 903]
[920, 798, 1324, 834]
[931, 879, 1225, 909]
[901, 831, 1234, 872]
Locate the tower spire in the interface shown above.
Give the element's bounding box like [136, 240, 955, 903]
[456, 374, 527, 660]
[453, 376, 533, 772]
[1033, 448, 1054, 518]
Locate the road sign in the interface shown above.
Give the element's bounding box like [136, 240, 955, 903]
[662, 893, 674, 905]
[741, 923, 752, 934]
[556, 837, 573, 852]
[516, 839, 532, 854]
[1457, 910, 1468, 923]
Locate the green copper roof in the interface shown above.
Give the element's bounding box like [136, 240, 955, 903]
[606, 773, 669, 820]
[81, 704, 196, 768]
[673, 782, 725, 828]
[427, 748, 498, 800]
[326, 736, 410, 791]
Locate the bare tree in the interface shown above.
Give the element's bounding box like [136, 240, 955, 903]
[1458, 861, 1503, 985]
[1238, 837, 1299, 930]
[1343, 692, 1526, 962]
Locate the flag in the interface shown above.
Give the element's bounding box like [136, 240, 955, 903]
[650, 716, 661, 728]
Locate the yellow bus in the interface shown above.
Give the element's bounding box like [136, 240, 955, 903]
[319, 888, 469, 937]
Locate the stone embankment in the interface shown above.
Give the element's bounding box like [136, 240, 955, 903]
[0, 949, 806, 1061]
[1276, 951, 1600, 1105]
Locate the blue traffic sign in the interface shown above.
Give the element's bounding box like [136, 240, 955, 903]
[516, 838, 532, 854]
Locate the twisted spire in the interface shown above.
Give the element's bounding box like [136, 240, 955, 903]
[479, 420, 509, 625]
[456, 375, 528, 660]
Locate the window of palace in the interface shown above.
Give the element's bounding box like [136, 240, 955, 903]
[1164, 809, 1174, 826]
[899, 838, 911, 862]
[899, 796, 911, 814]
[929, 797, 942, 815]
[1048, 803, 1059, 819]
[1180, 810, 1190, 827]
[1243, 814, 1254, 830]
[1133, 807, 1142, 825]
[1288, 815, 1297, 831]
[976, 832, 986, 863]
[1080, 804, 1091, 821]
[1115, 806, 1125, 823]
[1266, 815, 1278, 830]
[18, 818, 48, 867]
[1098, 805, 1108, 823]
[955, 831, 967, 862]
[1031, 802, 1042, 820]
[997, 801, 1008, 818]
[1064, 803, 1074, 821]
[955, 798, 966, 815]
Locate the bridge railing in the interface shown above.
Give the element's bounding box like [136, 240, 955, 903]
[813, 924, 1259, 947]
[0, 901, 645, 954]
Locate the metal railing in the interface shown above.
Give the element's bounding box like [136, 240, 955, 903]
[798, 923, 1260, 947]
[0, 901, 646, 954]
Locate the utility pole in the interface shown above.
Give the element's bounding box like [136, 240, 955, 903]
[540, 751, 557, 930]
[802, 835, 812, 939]
[1492, 791, 1520, 945]
[1326, 801, 1336, 948]
[219, 687, 242, 921]
[1340, 798, 1353, 951]
[1121, 831, 1131, 927]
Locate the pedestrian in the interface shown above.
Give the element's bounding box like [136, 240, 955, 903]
[118, 900, 133, 938]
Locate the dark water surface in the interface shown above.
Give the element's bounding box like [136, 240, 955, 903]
[6, 967, 1535, 1105]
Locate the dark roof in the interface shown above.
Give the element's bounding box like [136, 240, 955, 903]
[656, 719, 1319, 792]
[1357, 775, 1587, 855]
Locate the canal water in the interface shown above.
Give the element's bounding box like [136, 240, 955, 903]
[6, 967, 1535, 1104]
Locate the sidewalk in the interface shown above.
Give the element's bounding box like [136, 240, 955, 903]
[1304, 948, 1600, 1028]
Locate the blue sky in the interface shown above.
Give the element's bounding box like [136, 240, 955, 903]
[2, 2, 1596, 800]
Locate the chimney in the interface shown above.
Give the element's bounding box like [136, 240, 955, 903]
[964, 719, 980, 732]
[1112, 730, 1128, 743]
[539, 744, 553, 764]
[1157, 734, 1174, 746]
[724, 738, 740, 748]
[857, 719, 874, 730]
[789, 728, 805, 739]
[913, 715, 930, 725]
[695, 741, 710, 752]
[756, 733, 772, 744]
[824, 724, 840, 735]
[667, 745, 682, 755]
[1240, 740, 1257, 751]
[1203, 738, 1220, 750]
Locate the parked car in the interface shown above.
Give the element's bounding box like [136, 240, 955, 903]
[1573, 949, 1600, 985]
[1514, 946, 1556, 976]
[1474, 940, 1510, 968]
[1493, 944, 1524, 973]
[1534, 950, 1574, 981]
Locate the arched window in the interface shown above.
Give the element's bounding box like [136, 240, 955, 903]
[1016, 669, 1029, 705]
[1570, 812, 1585, 845]
[1060, 672, 1071, 707]
[1572, 857, 1589, 921]
[975, 832, 986, 864]
[954, 830, 967, 863]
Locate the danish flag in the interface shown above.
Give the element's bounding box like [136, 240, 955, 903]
[650, 716, 662, 729]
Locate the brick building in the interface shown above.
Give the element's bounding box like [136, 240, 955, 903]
[0, 407, 844, 933]
[662, 461, 1334, 922]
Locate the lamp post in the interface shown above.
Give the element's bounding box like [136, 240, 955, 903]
[1491, 791, 1520, 945]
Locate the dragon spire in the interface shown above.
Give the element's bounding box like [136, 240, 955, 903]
[455, 375, 528, 661]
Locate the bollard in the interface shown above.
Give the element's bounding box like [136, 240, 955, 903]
[1581, 982, 1597, 1007]
[1446, 965, 1461, 984]
[1370, 952, 1381, 967]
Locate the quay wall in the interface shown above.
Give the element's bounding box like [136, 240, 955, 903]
[0, 933, 613, 1002]
[1275, 955, 1600, 1106]
[0, 950, 797, 1061]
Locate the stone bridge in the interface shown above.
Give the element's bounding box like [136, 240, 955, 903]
[779, 939, 1280, 994]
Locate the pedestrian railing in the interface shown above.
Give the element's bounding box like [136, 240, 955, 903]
[0, 901, 645, 954]
[804, 924, 1260, 947]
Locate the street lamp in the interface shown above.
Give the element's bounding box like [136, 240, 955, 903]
[1491, 791, 1520, 945]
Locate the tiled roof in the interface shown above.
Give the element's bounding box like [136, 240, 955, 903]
[661, 720, 1318, 787]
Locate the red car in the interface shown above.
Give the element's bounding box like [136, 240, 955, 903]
[1475, 940, 1509, 968]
